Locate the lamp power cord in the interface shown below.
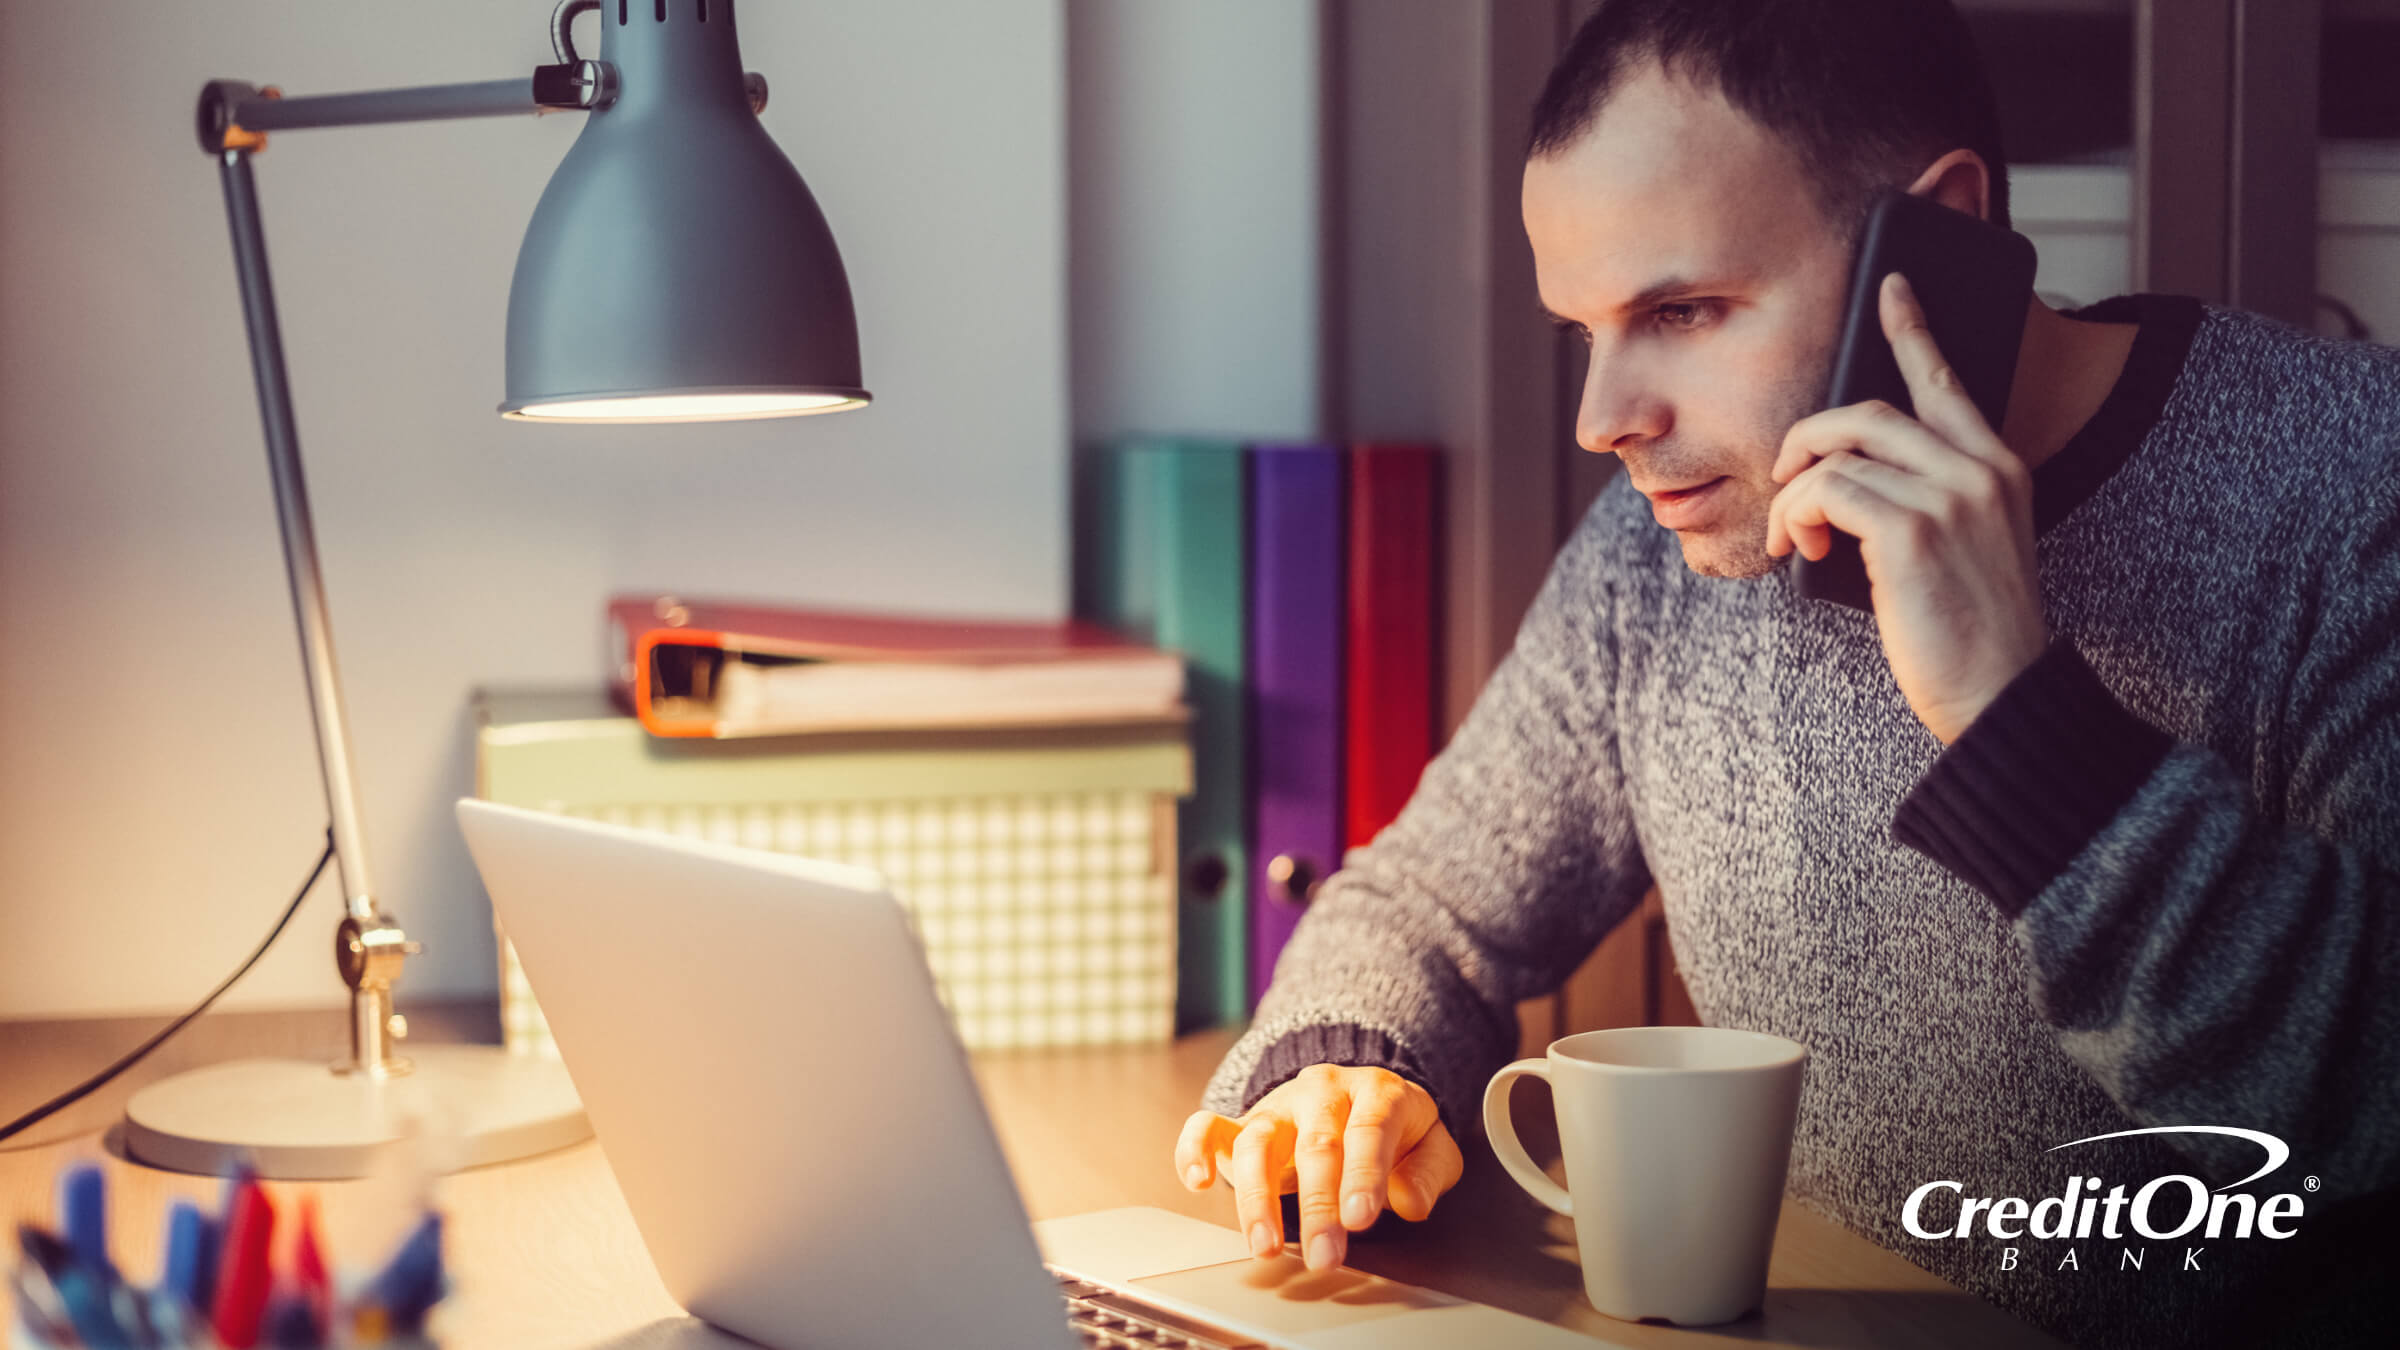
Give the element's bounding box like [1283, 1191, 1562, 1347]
[0, 827, 337, 1145]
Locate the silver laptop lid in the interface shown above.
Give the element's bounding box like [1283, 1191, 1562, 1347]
[456, 799, 1072, 1350]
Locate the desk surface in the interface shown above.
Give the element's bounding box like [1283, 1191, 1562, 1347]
[1, 1004, 2060, 1349]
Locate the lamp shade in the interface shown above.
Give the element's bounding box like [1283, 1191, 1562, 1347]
[501, 0, 869, 421]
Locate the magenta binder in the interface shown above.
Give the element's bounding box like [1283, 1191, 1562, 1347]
[1247, 443, 1346, 1004]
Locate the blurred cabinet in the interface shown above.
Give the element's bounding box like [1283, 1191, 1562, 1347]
[2321, 147, 2400, 343]
[2317, 1, 2400, 342]
[1979, 0, 2400, 339]
[1964, 0, 2140, 308]
[1966, 0, 2399, 340]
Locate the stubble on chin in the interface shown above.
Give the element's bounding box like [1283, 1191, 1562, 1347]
[1674, 487, 1784, 580]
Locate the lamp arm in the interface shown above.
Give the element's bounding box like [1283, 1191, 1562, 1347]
[197, 65, 617, 155]
[195, 57, 773, 157]
[212, 142, 427, 1078]
[193, 0, 618, 150]
[240, 78, 570, 130]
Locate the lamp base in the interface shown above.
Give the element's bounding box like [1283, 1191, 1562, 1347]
[123, 1045, 590, 1179]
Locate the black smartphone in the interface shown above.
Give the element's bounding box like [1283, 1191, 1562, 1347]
[1792, 189, 2038, 610]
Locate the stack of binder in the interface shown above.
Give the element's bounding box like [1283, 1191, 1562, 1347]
[1079, 439, 1441, 1024]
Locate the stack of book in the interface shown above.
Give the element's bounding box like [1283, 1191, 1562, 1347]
[475, 599, 1194, 1054]
[1078, 440, 1441, 1027]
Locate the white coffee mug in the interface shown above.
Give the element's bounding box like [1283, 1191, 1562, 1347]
[1483, 1026, 1807, 1326]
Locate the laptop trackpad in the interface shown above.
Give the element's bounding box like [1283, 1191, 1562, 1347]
[1036, 1206, 1255, 1284]
[1129, 1252, 1455, 1339]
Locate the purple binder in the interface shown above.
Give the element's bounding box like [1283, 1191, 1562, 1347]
[1248, 444, 1346, 1005]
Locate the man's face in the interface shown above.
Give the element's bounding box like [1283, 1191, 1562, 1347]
[1523, 64, 1855, 579]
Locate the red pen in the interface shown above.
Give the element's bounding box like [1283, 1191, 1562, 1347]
[209, 1176, 277, 1348]
[294, 1192, 331, 1335]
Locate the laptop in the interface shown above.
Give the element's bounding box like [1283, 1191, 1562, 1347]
[456, 799, 1604, 1350]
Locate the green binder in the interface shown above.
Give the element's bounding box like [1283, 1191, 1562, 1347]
[1080, 440, 1249, 1030]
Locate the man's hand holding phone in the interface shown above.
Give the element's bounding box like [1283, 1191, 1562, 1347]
[1174, 1064, 1464, 1273]
[1767, 272, 2050, 746]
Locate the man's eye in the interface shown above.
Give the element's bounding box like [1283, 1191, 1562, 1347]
[1552, 317, 1593, 347]
[1652, 301, 1714, 331]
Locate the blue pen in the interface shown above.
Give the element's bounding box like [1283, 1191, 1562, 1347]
[146, 1285, 206, 1350]
[18, 1224, 135, 1350]
[108, 1275, 161, 1350]
[364, 1212, 445, 1336]
[23, 1223, 127, 1349]
[220, 1163, 257, 1217]
[262, 1290, 322, 1348]
[9, 1256, 78, 1346]
[60, 1161, 110, 1273]
[59, 1260, 139, 1349]
[164, 1200, 221, 1312]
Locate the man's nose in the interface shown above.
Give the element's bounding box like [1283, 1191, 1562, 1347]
[1575, 354, 1670, 456]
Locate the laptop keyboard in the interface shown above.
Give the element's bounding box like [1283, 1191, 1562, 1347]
[1052, 1267, 1261, 1349]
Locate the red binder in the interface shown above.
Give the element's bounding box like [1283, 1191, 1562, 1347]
[1344, 445, 1440, 847]
[607, 594, 1184, 738]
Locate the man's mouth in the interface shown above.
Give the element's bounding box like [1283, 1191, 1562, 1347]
[1645, 476, 1729, 529]
[1643, 479, 1722, 500]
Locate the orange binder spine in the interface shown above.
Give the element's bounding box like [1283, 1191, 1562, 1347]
[625, 628, 731, 738]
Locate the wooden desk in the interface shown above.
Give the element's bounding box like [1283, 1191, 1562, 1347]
[2, 1004, 2058, 1348]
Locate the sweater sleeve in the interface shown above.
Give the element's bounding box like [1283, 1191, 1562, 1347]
[1891, 488, 2400, 1200]
[1201, 494, 1655, 1142]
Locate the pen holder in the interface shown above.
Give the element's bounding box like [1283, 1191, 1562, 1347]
[19, 1161, 449, 1350]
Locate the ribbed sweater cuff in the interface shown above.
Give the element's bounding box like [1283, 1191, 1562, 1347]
[1240, 1023, 1458, 1141]
[1891, 638, 2175, 919]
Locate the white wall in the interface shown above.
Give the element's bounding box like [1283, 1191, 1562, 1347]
[1067, 0, 1322, 443]
[0, 0, 1068, 1017]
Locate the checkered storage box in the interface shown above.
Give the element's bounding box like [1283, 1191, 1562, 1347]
[474, 689, 1190, 1053]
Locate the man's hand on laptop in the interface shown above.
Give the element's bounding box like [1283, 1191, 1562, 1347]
[1174, 1064, 1464, 1274]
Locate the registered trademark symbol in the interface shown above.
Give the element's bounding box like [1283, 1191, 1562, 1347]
[2305, 1176, 2321, 1192]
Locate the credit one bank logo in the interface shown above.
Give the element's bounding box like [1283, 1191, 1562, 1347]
[1901, 1128, 2307, 1271]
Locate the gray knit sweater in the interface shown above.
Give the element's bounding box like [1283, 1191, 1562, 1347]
[1202, 296, 2400, 1349]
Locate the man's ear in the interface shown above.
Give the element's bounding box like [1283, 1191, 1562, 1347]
[1904, 149, 1993, 222]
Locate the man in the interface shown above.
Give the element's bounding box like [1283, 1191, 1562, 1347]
[1169, 2, 2400, 1347]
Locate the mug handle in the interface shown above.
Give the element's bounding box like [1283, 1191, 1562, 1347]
[1482, 1059, 1573, 1217]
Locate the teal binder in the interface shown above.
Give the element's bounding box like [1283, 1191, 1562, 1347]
[1080, 440, 1249, 1030]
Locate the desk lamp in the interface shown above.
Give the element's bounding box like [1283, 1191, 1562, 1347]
[122, 0, 870, 1180]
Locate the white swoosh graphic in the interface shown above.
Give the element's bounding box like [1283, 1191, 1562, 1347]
[2045, 1126, 2290, 1192]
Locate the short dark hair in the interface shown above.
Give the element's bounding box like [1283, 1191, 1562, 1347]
[1526, 0, 2011, 235]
